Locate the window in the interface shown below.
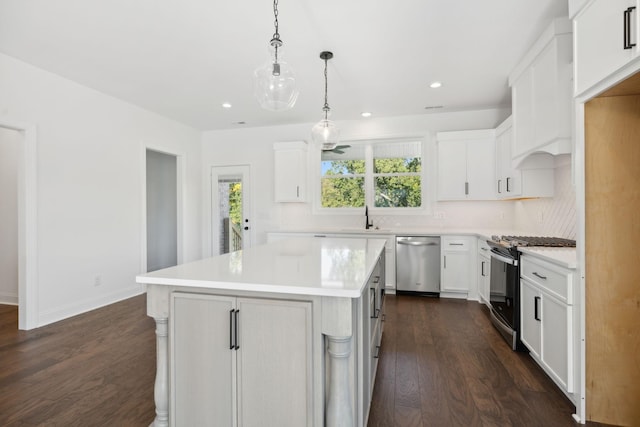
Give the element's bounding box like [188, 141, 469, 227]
[373, 142, 422, 208]
[321, 145, 365, 208]
[319, 139, 423, 211]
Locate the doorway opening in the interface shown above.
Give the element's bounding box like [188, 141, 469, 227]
[145, 149, 179, 272]
[211, 165, 251, 255]
[0, 119, 37, 330]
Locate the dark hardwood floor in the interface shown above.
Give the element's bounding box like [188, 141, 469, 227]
[368, 295, 608, 427]
[0, 294, 610, 426]
[0, 295, 156, 426]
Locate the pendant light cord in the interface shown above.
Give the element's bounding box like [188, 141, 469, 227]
[272, 0, 280, 64]
[323, 57, 330, 120]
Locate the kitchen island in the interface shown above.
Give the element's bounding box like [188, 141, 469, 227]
[136, 237, 387, 427]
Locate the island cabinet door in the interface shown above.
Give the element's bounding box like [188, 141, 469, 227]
[236, 298, 313, 427]
[171, 293, 236, 426]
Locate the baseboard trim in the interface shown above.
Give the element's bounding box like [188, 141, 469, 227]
[37, 285, 145, 328]
[0, 292, 18, 305]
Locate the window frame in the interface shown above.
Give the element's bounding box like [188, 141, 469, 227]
[312, 137, 430, 215]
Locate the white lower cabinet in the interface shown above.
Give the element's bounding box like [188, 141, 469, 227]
[477, 239, 491, 304]
[519, 254, 574, 394]
[171, 293, 313, 427]
[441, 236, 475, 297]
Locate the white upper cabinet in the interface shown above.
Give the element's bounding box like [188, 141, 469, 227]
[495, 116, 555, 200]
[574, 0, 640, 96]
[509, 18, 573, 161]
[437, 130, 496, 201]
[274, 141, 307, 202]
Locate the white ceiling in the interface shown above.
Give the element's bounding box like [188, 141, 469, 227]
[0, 0, 568, 131]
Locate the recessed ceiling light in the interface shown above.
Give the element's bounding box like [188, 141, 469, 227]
[361, 112, 372, 118]
[429, 81, 442, 89]
[222, 102, 232, 108]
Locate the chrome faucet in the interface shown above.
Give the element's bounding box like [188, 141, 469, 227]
[365, 205, 373, 230]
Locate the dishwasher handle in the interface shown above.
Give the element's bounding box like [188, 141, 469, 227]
[397, 240, 439, 247]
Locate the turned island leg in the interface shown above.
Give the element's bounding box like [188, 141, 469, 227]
[326, 335, 353, 427]
[151, 317, 169, 427]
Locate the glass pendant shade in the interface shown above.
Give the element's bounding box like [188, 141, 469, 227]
[311, 118, 340, 150]
[253, 45, 299, 111]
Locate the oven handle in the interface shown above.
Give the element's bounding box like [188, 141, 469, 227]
[490, 249, 518, 266]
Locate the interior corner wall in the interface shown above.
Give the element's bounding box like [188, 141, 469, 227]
[0, 52, 202, 327]
[0, 126, 20, 304]
[513, 155, 577, 239]
[201, 108, 514, 249]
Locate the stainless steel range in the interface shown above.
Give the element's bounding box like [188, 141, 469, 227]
[486, 235, 576, 350]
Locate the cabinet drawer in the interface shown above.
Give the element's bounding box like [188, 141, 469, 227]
[442, 236, 472, 251]
[521, 256, 573, 304]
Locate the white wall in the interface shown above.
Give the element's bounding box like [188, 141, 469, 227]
[201, 108, 515, 251]
[514, 155, 577, 239]
[0, 126, 20, 304]
[0, 52, 202, 326]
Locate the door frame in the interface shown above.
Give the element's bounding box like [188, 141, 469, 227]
[0, 118, 38, 330]
[141, 145, 185, 274]
[208, 164, 252, 257]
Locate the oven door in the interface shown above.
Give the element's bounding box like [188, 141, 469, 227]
[489, 248, 518, 329]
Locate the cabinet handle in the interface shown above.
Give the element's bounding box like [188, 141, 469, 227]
[465, 181, 469, 195]
[371, 288, 378, 319]
[449, 243, 464, 246]
[296, 185, 300, 198]
[229, 309, 235, 350]
[234, 309, 240, 350]
[506, 177, 511, 192]
[532, 271, 547, 280]
[534, 296, 541, 321]
[444, 255, 447, 268]
[498, 179, 502, 194]
[481, 261, 486, 277]
[374, 345, 381, 359]
[624, 7, 637, 49]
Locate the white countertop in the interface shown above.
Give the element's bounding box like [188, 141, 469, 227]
[268, 228, 579, 268]
[518, 247, 577, 269]
[137, 237, 387, 298]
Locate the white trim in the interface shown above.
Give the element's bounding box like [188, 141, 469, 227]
[0, 118, 38, 330]
[38, 285, 144, 327]
[141, 144, 186, 273]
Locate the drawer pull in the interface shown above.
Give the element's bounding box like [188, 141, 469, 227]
[532, 272, 547, 280]
[449, 243, 464, 246]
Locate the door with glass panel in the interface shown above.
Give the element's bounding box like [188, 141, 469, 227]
[211, 165, 251, 255]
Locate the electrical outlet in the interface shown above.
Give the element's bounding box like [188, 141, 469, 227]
[538, 210, 544, 224]
[94, 274, 102, 287]
[434, 211, 446, 219]
[499, 211, 505, 220]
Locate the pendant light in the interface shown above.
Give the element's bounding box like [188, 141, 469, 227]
[311, 51, 340, 150]
[253, 0, 298, 111]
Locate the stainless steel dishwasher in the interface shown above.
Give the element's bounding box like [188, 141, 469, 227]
[396, 236, 441, 294]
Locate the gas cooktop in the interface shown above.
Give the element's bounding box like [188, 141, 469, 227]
[490, 235, 576, 248]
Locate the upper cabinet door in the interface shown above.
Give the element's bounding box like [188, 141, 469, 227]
[466, 137, 496, 200]
[274, 142, 308, 202]
[437, 139, 467, 200]
[574, 0, 639, 96]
